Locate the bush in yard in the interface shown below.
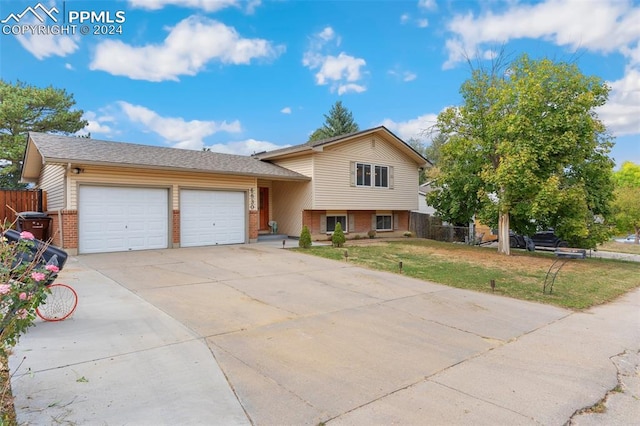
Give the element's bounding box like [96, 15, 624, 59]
[332, 223, 346, 247]
[0, 229, 56, 358]
[299, 225, 312, 248]
[368, 230, 377, 239]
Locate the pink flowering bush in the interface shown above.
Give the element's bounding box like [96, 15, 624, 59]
[0, 229, 57, 357]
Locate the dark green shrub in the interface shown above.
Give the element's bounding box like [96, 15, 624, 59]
[299, 225, 312, 248]
[332, 222, 346, 247]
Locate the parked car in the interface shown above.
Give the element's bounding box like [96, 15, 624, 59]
[508, 229, 568, 249]
[615, 234, 637, 244]
[530, 230, 569, 248]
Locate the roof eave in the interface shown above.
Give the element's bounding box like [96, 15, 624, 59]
[43, 158, 311, 181]
[20, 135, 44, 181]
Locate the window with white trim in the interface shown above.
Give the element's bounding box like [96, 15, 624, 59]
[356, 163, 371, 186]
[326, 215, 347, 233]
[376, 215, 392, 231]
[356, 162, 389, 188]
[374, 165, 388, 188]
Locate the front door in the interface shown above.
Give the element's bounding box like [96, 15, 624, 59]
[259, 187, 269, 230]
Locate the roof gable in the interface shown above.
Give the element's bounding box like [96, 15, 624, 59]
[254, 126, 430, 166]
[22, 133, 310, 181]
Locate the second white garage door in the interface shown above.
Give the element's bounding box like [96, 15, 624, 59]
[180, 190, 246, 247]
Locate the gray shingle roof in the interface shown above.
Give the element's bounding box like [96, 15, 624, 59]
[28, 132, 309, 180]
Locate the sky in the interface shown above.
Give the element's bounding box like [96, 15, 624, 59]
[0, 0, 638, 167]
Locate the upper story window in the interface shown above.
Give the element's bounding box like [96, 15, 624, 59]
[356, 163, 371, 186]
[356, 163, 389, 188]
[374, 165, 388, 188]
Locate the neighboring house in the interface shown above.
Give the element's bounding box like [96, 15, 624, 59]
[21, 127, 428, 254]
[417, 182, 436, 215]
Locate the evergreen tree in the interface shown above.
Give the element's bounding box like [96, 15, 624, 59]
[331, 222, 346, 247]
[0, 80, 86, 188]
[299, 225, 312, 248]
[309, 101, 359, 141]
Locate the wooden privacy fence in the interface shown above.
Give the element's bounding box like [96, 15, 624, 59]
[409, 211, 470, 243]
[0, 189, 47, 226]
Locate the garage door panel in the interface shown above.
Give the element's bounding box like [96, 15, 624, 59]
[79, 186, 169, 254]
[180, 190, 245, 247]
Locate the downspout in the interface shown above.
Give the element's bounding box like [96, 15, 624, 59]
[58, 163, 73, 248]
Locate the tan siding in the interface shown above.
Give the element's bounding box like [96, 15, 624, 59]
[271, 156, 313, 177]
[38, 163, 66, 210]
[272, 180, 311, 236]
[312, 135, 420, 210]
[68, 166, 257, 210]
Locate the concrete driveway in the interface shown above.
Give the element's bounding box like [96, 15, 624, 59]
[10, 243, 640, 425]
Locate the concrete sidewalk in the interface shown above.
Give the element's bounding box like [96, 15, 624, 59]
[9, 244, 640, 425]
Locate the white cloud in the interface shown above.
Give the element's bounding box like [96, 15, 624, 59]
[13, 16, 78, 59]
[205, 139, 289, 156]
[119, 101, 241, 150]
[128, 0, 262, 13]
[90, 16, 284, 81]
[280, 107, 292, 114]
[418, 0, 437, 11]
[379, 113, 439, 142]
[315, 53, 366, 85]
[388, 69, 417, 82]
[303, 27, 367, 94]
[597, 68, 640, 137]
[443, 0, 640, 69]
[128, 0, 238, 12]
[400, 13, 410, 24]
[337, 83, 366, 95]
[318, 27, 336, 42]
[403, 71, 417, 82]
[441, 0, 640, 138]
[417, 19, 429, 28]
[81, 111, 114, 135]
[65, 63, 74, 70]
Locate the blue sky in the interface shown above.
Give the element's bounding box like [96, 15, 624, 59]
[1, 0, 638, 166]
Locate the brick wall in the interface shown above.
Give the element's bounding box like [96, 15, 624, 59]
[47, 211, 61, 247]
[395, 210, 409, 231]
[249, 210, 258, 240]
[58, 210, 78, 251]
[305, 209, 411, 239]
[172, 210, 180, 244]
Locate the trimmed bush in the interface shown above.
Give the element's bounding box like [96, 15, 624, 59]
[368, 229, 377, 239]
[299, 225, 312, 248]
[332, 222, 346, 247]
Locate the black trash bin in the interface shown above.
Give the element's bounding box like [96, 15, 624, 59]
[17, 211, 51, 241]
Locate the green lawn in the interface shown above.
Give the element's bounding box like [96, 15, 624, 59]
[295, 239, 640, 310]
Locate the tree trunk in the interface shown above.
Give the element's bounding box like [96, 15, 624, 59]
[497, 211, 511, 255]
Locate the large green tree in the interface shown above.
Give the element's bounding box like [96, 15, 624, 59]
[309, 101, 359, 141]
[428, 54, 615, 254]
[612, 162, 640, 244]
[0, 80, 86, 188]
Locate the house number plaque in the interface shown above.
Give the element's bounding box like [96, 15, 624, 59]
[249, 187, 256, 210]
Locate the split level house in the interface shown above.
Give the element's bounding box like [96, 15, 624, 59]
[20, 126, 429, 254]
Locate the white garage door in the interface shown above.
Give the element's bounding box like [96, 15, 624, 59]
[79, 186, 169, 254]
[180, 190, 245, 247]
